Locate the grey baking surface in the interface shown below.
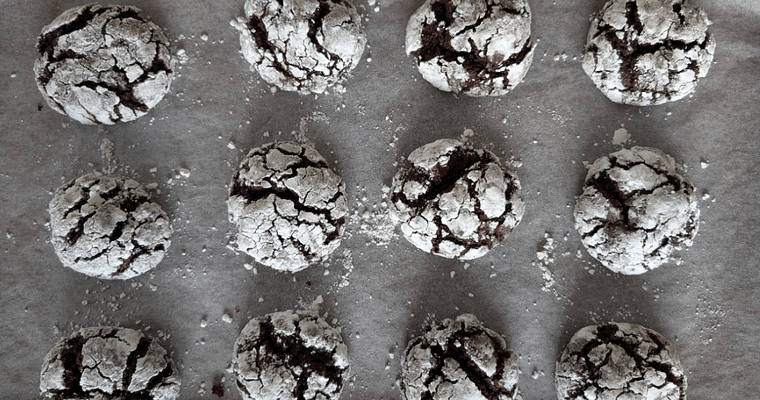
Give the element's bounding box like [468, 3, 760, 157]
[1, 0, 758, 399]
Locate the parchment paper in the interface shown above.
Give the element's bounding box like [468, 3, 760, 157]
[1, 0, 758, 399]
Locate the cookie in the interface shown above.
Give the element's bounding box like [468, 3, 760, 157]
[555, 323, 686, 400]
[582, 0, 715, 106]
[400, 314, 521, 400]
[49, 173, 173, 280]
[231, 0, 366, 94]
[40, 326, 181, 400]
[405, 0, 536, 97]
[233, 310, 349, 400]
[390, 138, 523, 260]
[228, 142, 348, 272]
[574, 146, 699, 274]
[34, 4, 174, 125]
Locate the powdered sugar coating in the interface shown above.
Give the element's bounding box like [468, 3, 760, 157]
[555, 323, 686, 400]
[400, 314, 521, 400]
[40, 326, 180, 400]
[574, 146, 699, 275]
[583, 0, 715, 106]
[390, 139, 523, 260]
[406, 0, 535, 97]
[233, 310, 349, 400]
[48, 173, 172, 280]
[231, 0, 366, 94]
[34, 4, 174, 124]
[228, 142, 348, 272]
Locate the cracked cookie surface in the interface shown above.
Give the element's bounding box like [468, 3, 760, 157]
[583, 0, 715, 106]
[400, 314, 521, 400]
[574, 146, 699, 275]
[555, 323, 686, 400]
[390, 138, 523, 260]
[228, 141, 347, 272]
[406, 0, 535, 97]
[40, 326, 181, 400]
[231, 0, 366, 94]
[34, 4, 174, 125]
[233, 310, 349, 400]
[49, 173, 172, 280]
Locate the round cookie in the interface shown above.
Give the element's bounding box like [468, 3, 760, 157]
[555, 323, 686, 400]
[34, 4, 174, 125]
[49, 173, 172, 280]
[400, 314, 521, 400]
[390, 138, 524, 260]
[574, 146, 699, 274]
[233, 310, 349, 400]
[406, 0, 536, 97]
[582, 0, 715, 106]
[231, 0, 366, 94]
[228, 141, 348, 272]
[40, 326, 181, 400]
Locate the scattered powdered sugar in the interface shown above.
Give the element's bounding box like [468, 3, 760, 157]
[294, 112, 330, 143]
[336, 249, 354, 289]
[99, 138, 118, 174]
[535, 233, 557, 293]
[347, 185, 397, 247]
[693, 280, 730, 346]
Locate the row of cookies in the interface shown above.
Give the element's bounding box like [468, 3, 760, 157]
[34, 0, 715, 125]
[40, 313, 686, 399]
[49, 138, 698, 279]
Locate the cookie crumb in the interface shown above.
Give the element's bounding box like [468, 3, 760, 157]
[612, 127, 630, 145]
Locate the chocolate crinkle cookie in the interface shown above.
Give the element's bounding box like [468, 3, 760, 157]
[34, 4, 174, 125]
[574, 146, 699, 275]
[231, 0, 366, 94]
[40, 326, 181, 400]
[390, 139, 523, 260]
[583, 0, 715, 106]
[49, 173, 172, 280]
[555, 323, 686, 400]
[228, 141, 348, 272]
[406, 0, 535, 97]
[400, 314, 522, 400]
[233, 310, 349, 400]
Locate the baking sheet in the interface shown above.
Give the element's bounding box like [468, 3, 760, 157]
[1, 0, 759, 398]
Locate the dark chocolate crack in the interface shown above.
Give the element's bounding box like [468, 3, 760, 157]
[51, 175, 171, 279]
[410, 0, 533, 93]
[393, 145, 518, 257]
[62, 182, 154, 248]
[237, 315, 346, 399]
[37, 6, 108, 75]
[307, 2, 337, 60]
[561, 324, 685, 400]
[404, 322, 517, 400]
[35, 4, 173, 124]
[587, 0, 712, 98]
[242, 0, 362, 91]
[122, 337, 152, 389]
[246, 11, 295, 80]
[43, 328, 179, 400]
[581, 157, 693, 242]
[230, 145, 345, 260]
[112, 241, 166, 277]
[392, 146, 489, 210]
